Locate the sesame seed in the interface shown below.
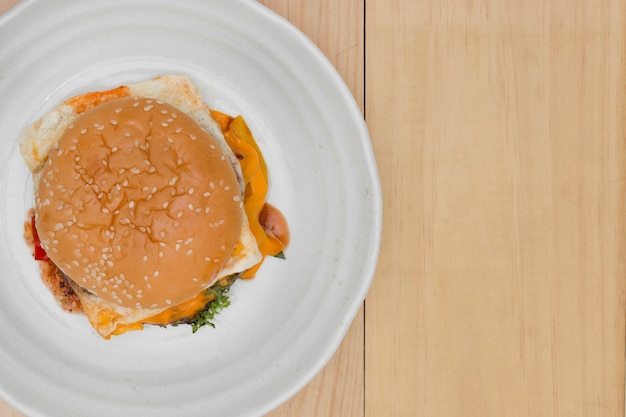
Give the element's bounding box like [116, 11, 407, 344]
[166, 299, 172, 305]
[154, 271, 160, 277]
[189, 134, 196, 140]
[80, 128, 88, 134]
[186, 249, 193, 256]
[203, 192, 211, 197]
[162, 201, 169, 208]
[188, 187, 195, 195]
[188, 203, 194, 211]
[167, 137, 174, 144]
[169, 176, 179, 185]
[144, 105, 154, 111]
[160, 109, 168, 115]
[142, 255, 148, 262]
[175, 127, 183, 133]
[110, 119, 118, 126]
[161, 122, 169, 127]
[175, 243, 181, 251]
[115, 108, 122, 113]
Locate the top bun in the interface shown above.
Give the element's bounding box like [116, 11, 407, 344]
[34, 96, 244, 309]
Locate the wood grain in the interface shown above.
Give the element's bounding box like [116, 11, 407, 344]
[365, 0, 626, 416]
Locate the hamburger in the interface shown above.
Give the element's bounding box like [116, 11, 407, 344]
[20, 75, 289, 339]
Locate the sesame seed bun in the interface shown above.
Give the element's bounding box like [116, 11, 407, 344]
[34, 96, 244, 309]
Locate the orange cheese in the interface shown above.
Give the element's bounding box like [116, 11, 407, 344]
[215, 112, 288, 278]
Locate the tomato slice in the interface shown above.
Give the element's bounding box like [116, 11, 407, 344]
[31, 215, 50, 262]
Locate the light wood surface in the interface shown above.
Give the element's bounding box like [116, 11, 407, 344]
[1, 1, 625, 417]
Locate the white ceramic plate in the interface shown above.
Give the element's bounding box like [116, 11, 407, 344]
[0, 1, 381, 416]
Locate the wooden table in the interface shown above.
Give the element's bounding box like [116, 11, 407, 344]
[1, 1, 624, 416]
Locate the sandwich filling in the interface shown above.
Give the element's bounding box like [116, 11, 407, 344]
[20, 75, 288, 339]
